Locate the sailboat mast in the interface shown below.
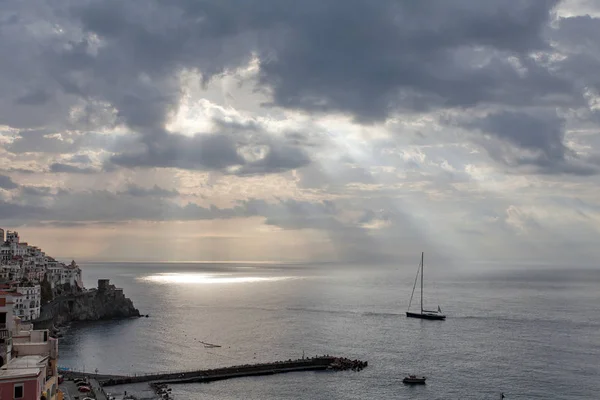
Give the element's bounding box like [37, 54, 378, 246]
[420, 252, 424, 313]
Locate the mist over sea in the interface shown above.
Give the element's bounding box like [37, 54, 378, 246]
[57, 262, 600, 399]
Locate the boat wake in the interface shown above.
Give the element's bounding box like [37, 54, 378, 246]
[286, 307, 401, 318]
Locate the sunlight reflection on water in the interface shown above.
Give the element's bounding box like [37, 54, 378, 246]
[140, 273, 292, 284]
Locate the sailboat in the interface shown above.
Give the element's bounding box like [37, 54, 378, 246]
[406, 252, 446, 320]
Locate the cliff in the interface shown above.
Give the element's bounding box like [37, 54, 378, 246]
[33, 279, 141, 329]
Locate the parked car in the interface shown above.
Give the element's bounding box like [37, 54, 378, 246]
[78, 386, 91, 393]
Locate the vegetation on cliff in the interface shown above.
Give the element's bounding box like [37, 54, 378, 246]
[35, 280, 141, 328]
[40, 276, 53, 305]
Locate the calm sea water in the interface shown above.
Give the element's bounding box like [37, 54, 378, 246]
[57, 262, 600, 399]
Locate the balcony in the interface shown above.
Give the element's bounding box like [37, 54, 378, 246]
[0, 329, 8, 339]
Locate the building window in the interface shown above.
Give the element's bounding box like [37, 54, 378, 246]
[14, 383, 24, 398]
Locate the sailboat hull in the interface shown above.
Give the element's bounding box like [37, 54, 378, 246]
[406, 311, 446, 320]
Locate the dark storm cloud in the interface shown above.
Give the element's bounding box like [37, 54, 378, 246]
[254, 0, 574, 120]
[109, 127, 311, 175]
[464, 110, 598, 175]
[63, 0, 573, 126]
[2, 0, 572, 138]
[471, 110, 567, 162]
[16, 90, 51, 106]
[0, 0, 598, 181]
[552, 15, 600, 97]
[49, 163, 98, 174]
[110, 133, 245, 170]
[235, 143, 311, 176]
[0, 175, 19, 190]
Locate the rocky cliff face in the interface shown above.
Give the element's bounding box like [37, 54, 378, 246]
[68, 288, 141, 322]
[35, 284, 141, 328]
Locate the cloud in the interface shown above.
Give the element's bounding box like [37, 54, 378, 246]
[6, 129, 113, 155]
[117, 184, 179, 198]
[68, 154, 93, 164]
[109, 125, 311, 175]
[0, 175, 18, 190]
[0, 168, 38, 175]
[57, 0, 571, 126]
[2, 0, 574, 136]
[16, 90, 51, 106]
[110, 132, 245, 170]
[1, 190, 342, 228]
[0, 201, 45, 220]
[0, 190, 248, 223]
[2, 0, 600, 263]
[256, 0, 575, 120]
[21, 186, 53, 197]
[7, 130, 80, 154]
[462, 110, 598, 175]
[49, 163, 99, 174]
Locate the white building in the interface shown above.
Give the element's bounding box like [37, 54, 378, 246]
[0, 230, 84, 296]
[0, 263, 23, 282]
[13, 286, 40, 322]
[0, 292, 14, 366]
[13, 244, 28, 257]
[5, 231, 19, 244]
[0, 242, 11, 264]
[63, 261, 82, 289]
[45, 260, 63, 288]
[23, 264, 45, 284]
[10, 292, 25, 323]
[0, 266, 10, 281]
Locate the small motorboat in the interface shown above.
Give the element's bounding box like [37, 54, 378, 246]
[403, 375, 426, 384]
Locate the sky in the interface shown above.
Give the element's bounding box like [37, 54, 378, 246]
[1, 0, 600, 265]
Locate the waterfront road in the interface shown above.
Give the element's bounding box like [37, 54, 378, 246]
[90, 378, 108, 400]
[59, 378, 108, 400]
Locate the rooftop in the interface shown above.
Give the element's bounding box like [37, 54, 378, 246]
[0, 368, 40, 379]
[3, 355, 47, 369]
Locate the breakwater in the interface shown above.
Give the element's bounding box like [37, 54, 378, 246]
[62, 356, 367, 388]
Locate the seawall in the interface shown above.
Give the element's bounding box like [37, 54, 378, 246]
[92, 356, 367, 387]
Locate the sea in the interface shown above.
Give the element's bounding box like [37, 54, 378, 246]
[57, 262, 600, 400]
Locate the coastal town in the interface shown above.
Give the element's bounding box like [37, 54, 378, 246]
[0, 228, 83, 323]
[0, 229, 366, 400]
[0, 228, 134, 399]
[0, 228, 75, 399]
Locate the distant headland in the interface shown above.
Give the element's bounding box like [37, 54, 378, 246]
[0, 228, 142, 332]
